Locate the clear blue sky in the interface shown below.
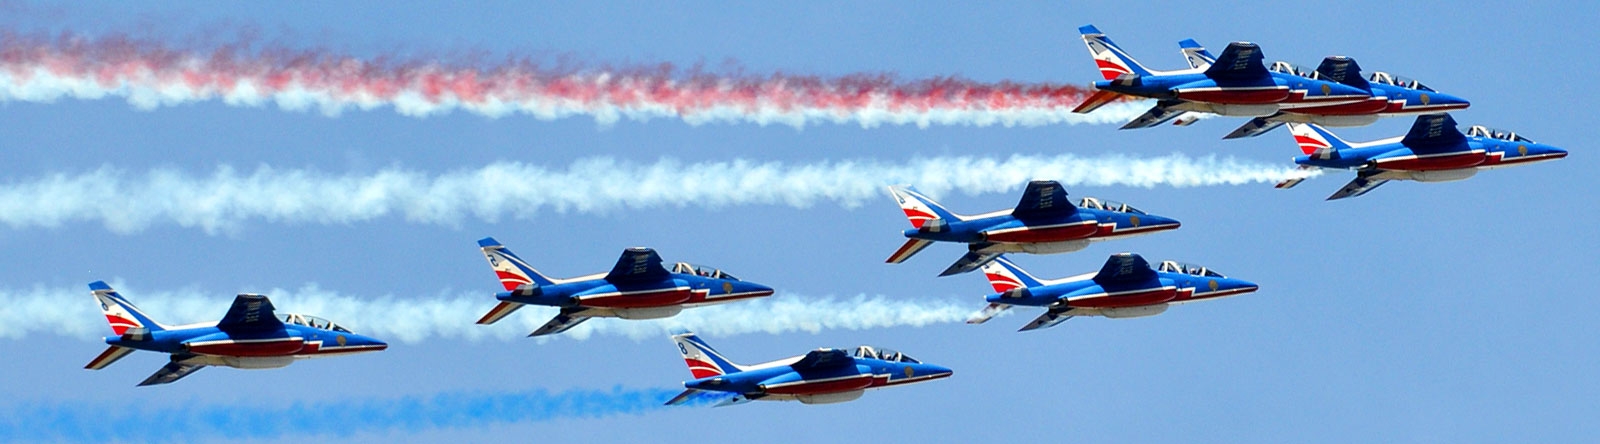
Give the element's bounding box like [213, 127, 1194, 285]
[1, 1, 1596, 442]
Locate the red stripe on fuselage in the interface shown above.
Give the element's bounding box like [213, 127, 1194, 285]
[684, 289, 773, 304]
[1174, 87, 1290, 104]
[1092, 222, 1178, 238]
[186, 338, 307, 357]
[578, 287, 693, 308]
[984, 221, 1097, 243]
[1283, 97, 1389, 115]
[1375, 151, 1487, 171]
[1069, 287, 1178, 308]
[763, 374, 875, 395]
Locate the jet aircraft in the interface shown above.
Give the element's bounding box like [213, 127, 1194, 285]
[1170, 40, 1471, 138]
[84, 281, 388, 386]
[1073, 25, 1374, 130]
[1274, 113, 1569, 200]
[664, 332, 953, 406]
[966, 254, 1259, 331]
[886, 180, 1180, 276]
[474, 237, 775, 337]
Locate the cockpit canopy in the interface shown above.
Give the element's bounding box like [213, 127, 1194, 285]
[1157, 260, 1226, 278]
[1466, 125, 1535, 143]
[1368, 71, 1434, 92]
[671, 262, 740, 281]
[1079, 197, 1146, 215]
[854, 346, 920, 363]
[1270, 61, 1322, 79]
[281, 313, 351, 333]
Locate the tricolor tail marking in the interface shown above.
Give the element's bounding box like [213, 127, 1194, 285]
[1079, 25, 1153, 80]
[888, 186, 960, 228]
[479, 237, 556, 291]
[1288, 123, 1351, 156]
[90, 281, 165, 336]
[980, 256, 1044, 293]
[673, 333, 744, 379]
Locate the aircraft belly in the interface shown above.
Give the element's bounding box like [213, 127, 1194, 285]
[1174, 87, 1289, 105]
[1068, 287, 1178, 308]
[185, 337, 307, 357]
[577, 287, 692, 308]
[983, 222, 1097, 243]
[762, 373, 875, 395]
[1280, 98, 1388, 116]
[1375, 152, 1487, 171]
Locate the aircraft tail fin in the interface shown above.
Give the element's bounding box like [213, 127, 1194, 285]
[1314, 56, 1370, 91]
[673, 332, 745, 379]
[980, 255, 1045, 293]
[1079, 24, 1154, 80]
[887, 186, 962, 228]
[478, 237, 557, 291]
[90, 281, 166, 335]
[1178, 38, 1217, 70]
[1287, 123, 1350, 157]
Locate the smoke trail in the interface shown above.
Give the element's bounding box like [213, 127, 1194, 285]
[0, 386, 679, 442]
[0, 153, 1314, 234]
[0, 283, 973, 343]
[0, 30, 1142, 128]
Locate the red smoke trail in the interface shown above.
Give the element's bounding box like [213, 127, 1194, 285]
[0, 30, 1137, 127]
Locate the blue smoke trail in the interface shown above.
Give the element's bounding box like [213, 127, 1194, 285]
[0, 386, 686, 442]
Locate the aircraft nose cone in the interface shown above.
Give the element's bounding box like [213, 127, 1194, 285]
[924, 364, 955, 377]
[749, 283, 776, 296]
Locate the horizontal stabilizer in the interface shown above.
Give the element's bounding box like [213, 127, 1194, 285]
[476, 301, 524, 325]
[139, 359, 205, 386]
[966, 303, 1012, 325]
[529, 307, 594, 337]
[1274, 165, 1318, 189]
[1327, 175, 1390, 200]
[940, 250, 1002, 277]
[665, 388, 703, 406]
[1120, 101, 1187, 129]
[1071, 89, 1125, 114]
[885, 239, 934, 264]
[84, 345, 136, 370]
[1203, 42, 1270, 82]
[1019, 308, 1075, 332]
[1224, 116, 1285, 139]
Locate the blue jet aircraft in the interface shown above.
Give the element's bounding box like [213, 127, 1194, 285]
[84, 281, 388, 386]
[1274, 113, 1569, 200]
[966, 254, 1259, 331]
[664, 333, 953, 406]
[1169, 40, 1471, 138]
[474, 237, 775, 337]
[1072, 25, 1374, 130]
[886, 180, 1180, 276]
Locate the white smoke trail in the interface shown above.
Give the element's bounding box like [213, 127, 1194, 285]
[0, 283, 973, 343]
[0, 153, 1314, 234]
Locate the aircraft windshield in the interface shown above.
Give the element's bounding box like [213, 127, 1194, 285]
[671, 262, 740, 281]
[854, 346, 920, 363]
[1269, 61, 1321, 79]
[281, 313, 351, 333]
[1368, 71, 1434, 92]
[1157, 260, 1226, 278]
[1466, 125, 1535, 143]
[1078, 197, 1146, 215]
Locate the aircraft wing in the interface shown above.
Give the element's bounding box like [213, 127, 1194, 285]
[216, 294, 284, 332]
[1202, 42, 1270, 82]
[1223, 116, 1285, 139]
[791, 349, 854, 371]
[138, 358, 206, 386]
[1326, 174, 1390, 200]
[1399, 113, 1468, 150]
[1011, 180, 1075, 219]
[1120, 101, 1189, 129]
[1019, 306, 1076, 332]
[1314, 56, 1369, 90]
[528, 307, 595, 337]
[939, 250, 1003, 277]
[1092, 253, 1158, 284]
[603, 248, 671, 283]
